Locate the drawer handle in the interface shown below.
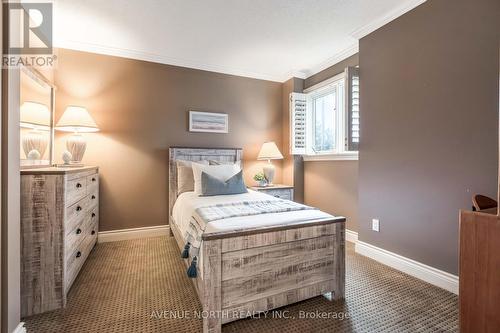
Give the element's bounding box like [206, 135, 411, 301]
[76, 251, 82, 258]
[76, 206, 82, 212]
[92, 212, 96, 218]
[91, 177, 96, 182]
[91, 230, 96, 235]
[91, 195, 96, 200]
[76, 228, 82, 234]
[76, 183, 82, 188]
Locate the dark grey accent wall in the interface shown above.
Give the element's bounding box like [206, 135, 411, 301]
[358, 0, 499, 274]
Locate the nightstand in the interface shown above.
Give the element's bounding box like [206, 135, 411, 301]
[249, 184, 294, 201]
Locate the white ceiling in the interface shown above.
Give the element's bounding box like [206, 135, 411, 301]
[54, 0, 426, 82]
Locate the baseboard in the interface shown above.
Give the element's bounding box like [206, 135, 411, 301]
[12, 322, 26, 333]
[345, 229, 358, 243]
[98, 225, 170, 243]
[355, 240, 459, 295]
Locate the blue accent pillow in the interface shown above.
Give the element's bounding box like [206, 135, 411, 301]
[200, 170, 248, 196]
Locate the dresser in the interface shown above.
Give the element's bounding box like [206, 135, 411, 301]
[21, 166, 99, 317]
[249, 184, 294, 201]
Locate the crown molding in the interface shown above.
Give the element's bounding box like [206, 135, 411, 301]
[54, 39, 287, 83]
[302, 43, 359, 79]
[350, 0, 427, 40]
[284, 70, 308, 80]
[56, 1, 426, 84]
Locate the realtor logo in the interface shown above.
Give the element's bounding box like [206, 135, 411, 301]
[3, 2, 55, 67]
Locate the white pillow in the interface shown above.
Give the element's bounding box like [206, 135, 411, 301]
[176, 160, 209, 194]
[191, 163, 241, 195]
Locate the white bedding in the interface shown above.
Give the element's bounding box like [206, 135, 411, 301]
[172, 189, 334, 238]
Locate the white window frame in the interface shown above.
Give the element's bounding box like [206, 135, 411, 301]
[303, 72, 359, 161]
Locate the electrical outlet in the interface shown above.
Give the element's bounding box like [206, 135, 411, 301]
[372, 219, 380, 232]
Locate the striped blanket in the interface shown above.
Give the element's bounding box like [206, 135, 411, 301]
[181, 199, 317, 277]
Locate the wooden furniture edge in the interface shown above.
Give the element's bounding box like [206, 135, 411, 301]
[459, 209, 500, 332]
[201, 216, 346, 241]
[169, 146, 243, 150]
[21, 166, 99, 175]
[249, 184, 294, 190]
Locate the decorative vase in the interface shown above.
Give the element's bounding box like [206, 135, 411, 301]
[27, 149, 41, 160]
[257, 180, 267, 187]
[62, 150, 73, 164]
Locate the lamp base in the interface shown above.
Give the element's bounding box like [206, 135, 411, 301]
[263, 163, 276, 185]
[22, 130, 48, 159]
[66, 134, 87, 163]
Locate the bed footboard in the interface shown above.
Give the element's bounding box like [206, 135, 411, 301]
[200, 220, 345, 333]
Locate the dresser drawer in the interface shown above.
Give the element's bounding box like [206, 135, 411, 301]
[65, 208, 94, 259]
[88, 218, 98, 239]
[65, 217, 88, 260]
[87, 173, 99, 194]
[66, 177, 87, 206]
[65, 222, 97, 293]
[65, 244, 86, 293]
[88, 188, 99, 209]
[89, 206, 99, 226]
[263, 189, 292, 200]
[66, 196, 91, 234]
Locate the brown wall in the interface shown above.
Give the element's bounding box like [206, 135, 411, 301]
[304, 54, 358, 89]
[303, 54, 360, 231]
[304, 161, 358, 231]
[358, 0, 499, 274]
[54, 49, 284, 231]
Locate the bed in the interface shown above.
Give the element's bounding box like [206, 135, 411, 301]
[168, 147, 346, 333]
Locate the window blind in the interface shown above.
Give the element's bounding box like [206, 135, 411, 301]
[290, 92, 307, 155]
[346, 66, 360, 151]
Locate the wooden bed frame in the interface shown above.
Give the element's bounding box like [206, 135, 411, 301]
[168, 147, 346, 333]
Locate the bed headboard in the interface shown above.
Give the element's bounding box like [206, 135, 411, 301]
[168, 147, 243, 219]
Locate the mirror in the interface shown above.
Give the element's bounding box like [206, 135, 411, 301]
[20, 67, 55, 168]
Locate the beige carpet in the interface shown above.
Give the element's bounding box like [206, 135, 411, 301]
[24, 236, 458, 333]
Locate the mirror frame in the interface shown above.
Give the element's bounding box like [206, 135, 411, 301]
[20, 65, 56, 169]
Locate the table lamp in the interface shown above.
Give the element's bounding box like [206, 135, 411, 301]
[257, 141, 283, 186]
[20, 101, 51, 160]
[55, 106, 99, 164]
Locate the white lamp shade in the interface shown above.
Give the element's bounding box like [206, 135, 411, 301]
[257, 141, 283, 160]
[20, 101, 50, 130]
[55, 106, 99, 133]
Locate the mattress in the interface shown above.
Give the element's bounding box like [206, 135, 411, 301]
[172, 189, 334, 239]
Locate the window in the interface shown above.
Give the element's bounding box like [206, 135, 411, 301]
[310, 80, 343, 153]
[290, 67, 359, 161]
